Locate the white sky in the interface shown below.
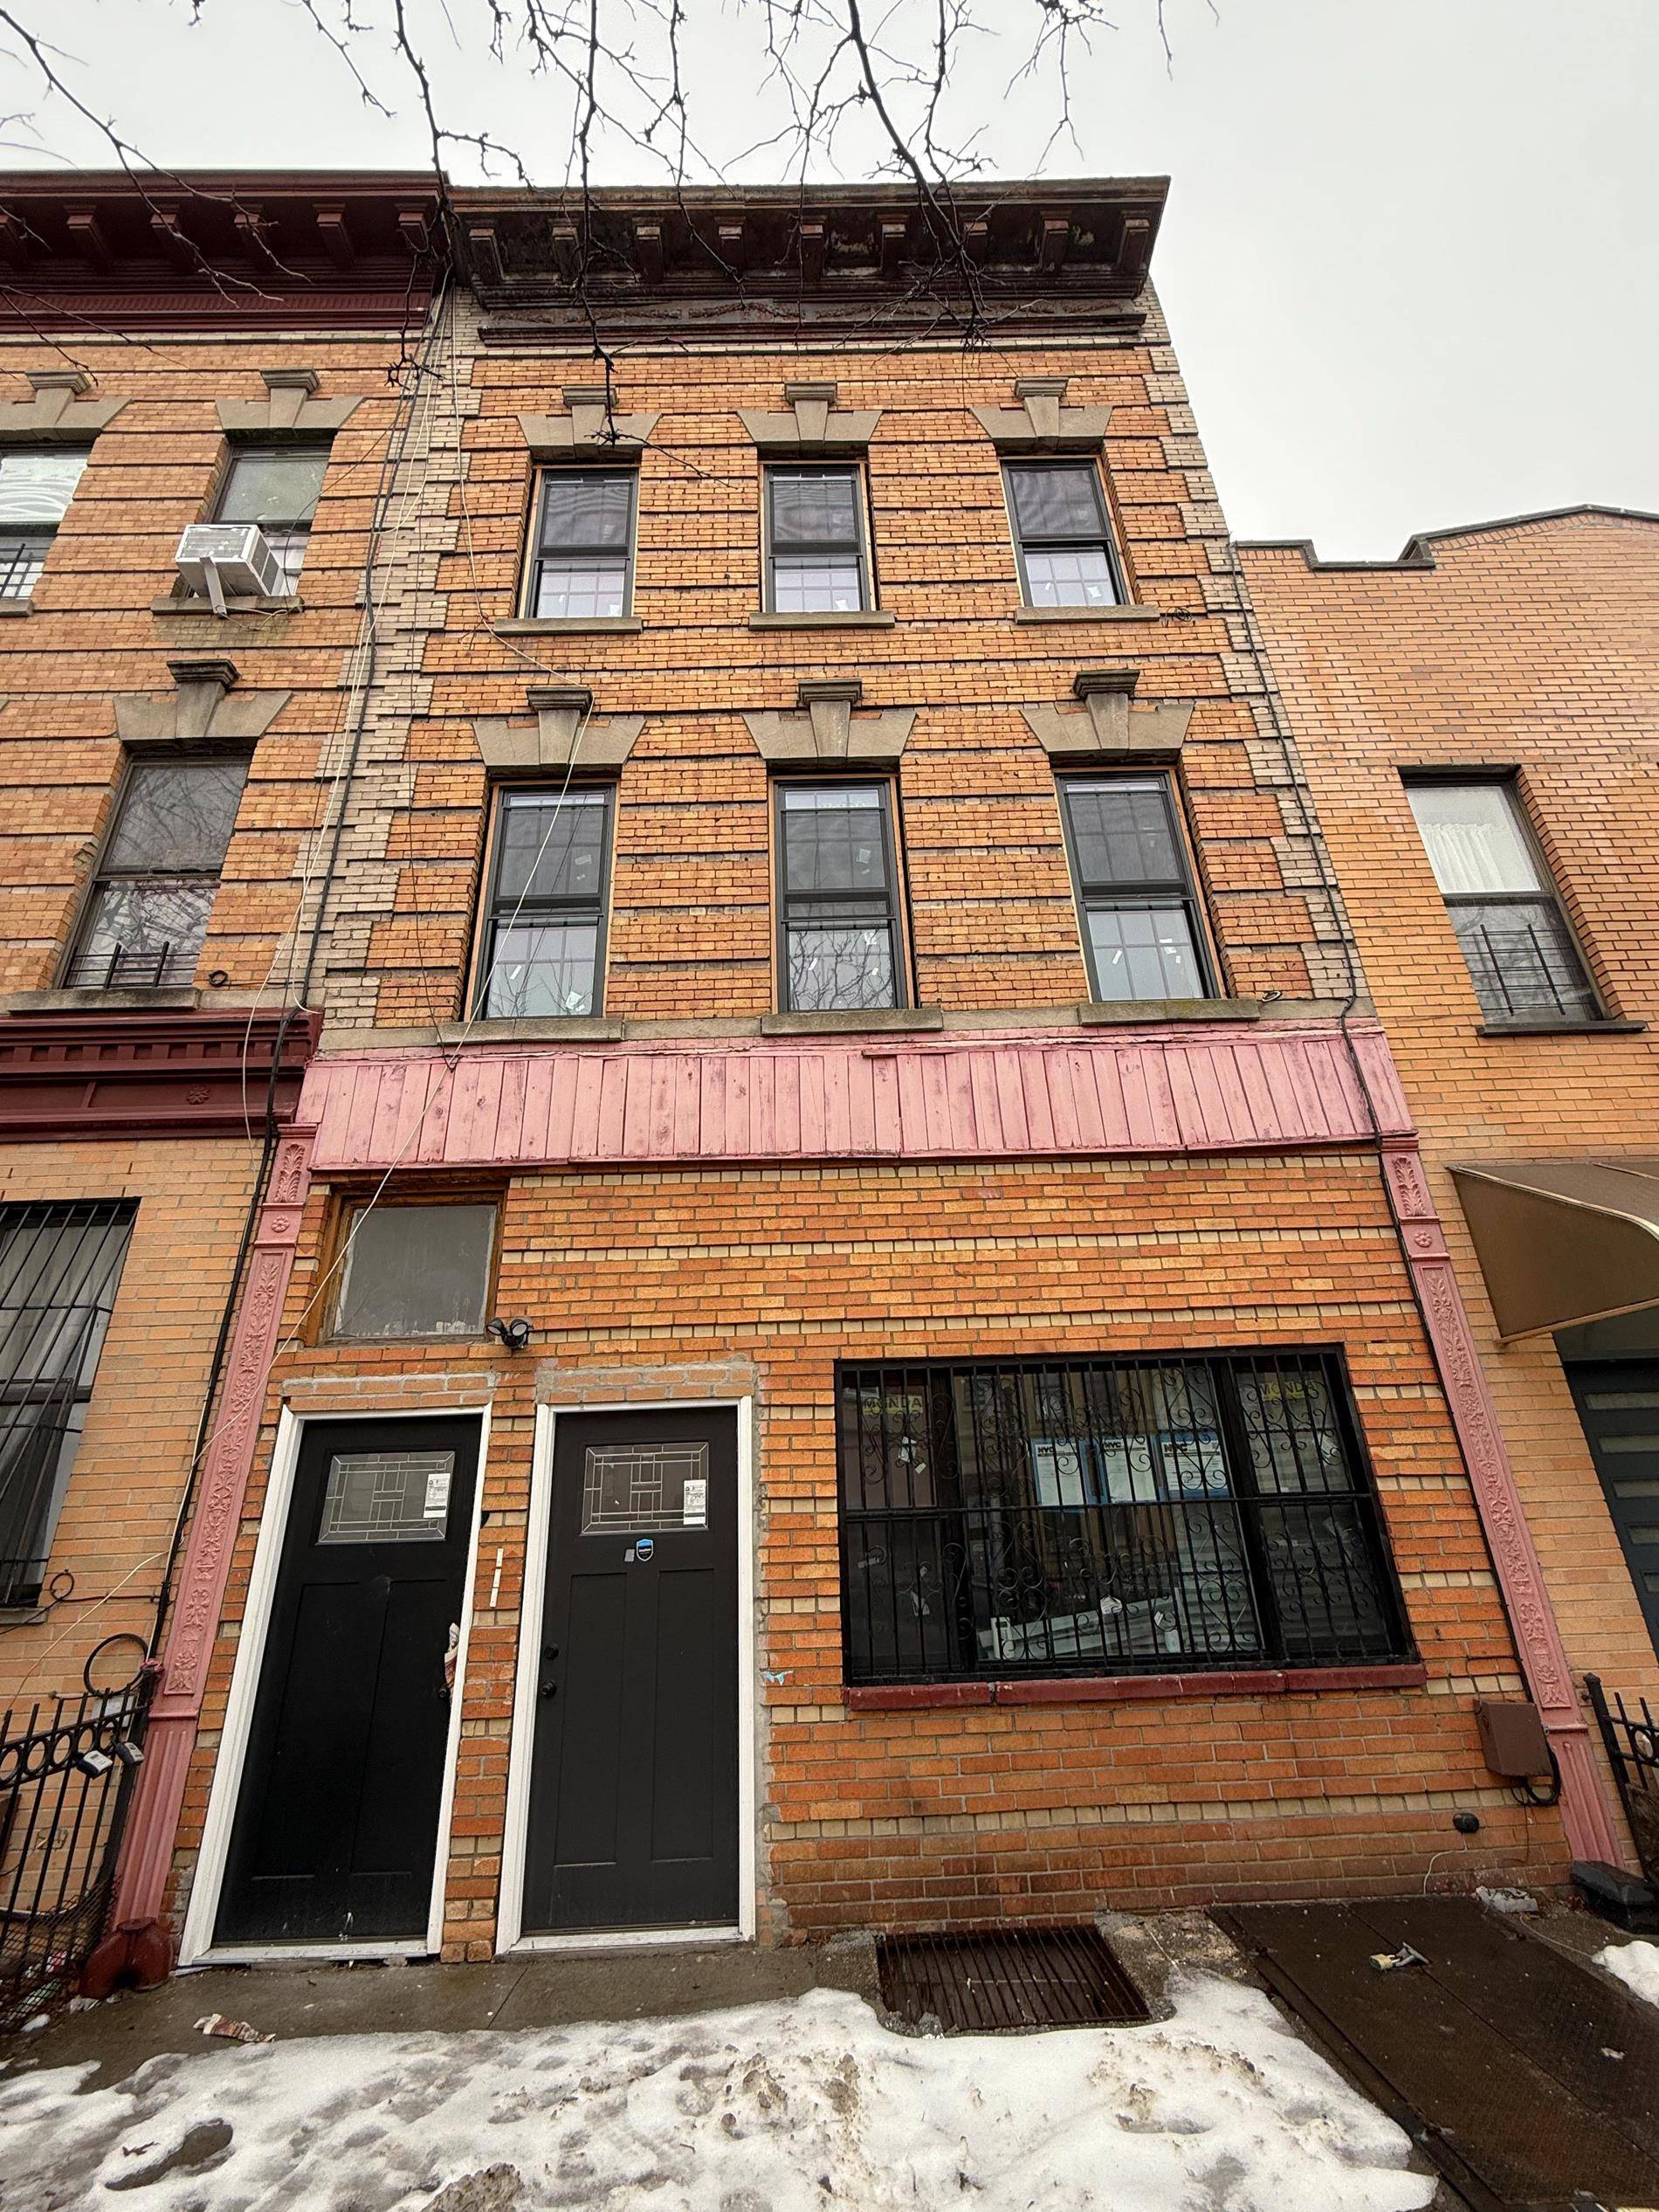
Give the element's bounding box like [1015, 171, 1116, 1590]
[3, 0, 1655, 556]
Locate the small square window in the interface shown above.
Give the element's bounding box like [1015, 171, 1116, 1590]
[332, 1202, 497, 1340]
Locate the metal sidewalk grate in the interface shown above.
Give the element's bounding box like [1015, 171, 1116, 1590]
[877, 1924, 1150, 2034]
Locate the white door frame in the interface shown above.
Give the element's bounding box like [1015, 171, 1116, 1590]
[179, 1400, 492, 1967]
[498, 1394, 757, 1954]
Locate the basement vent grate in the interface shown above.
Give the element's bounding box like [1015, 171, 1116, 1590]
[876, 1924, 1151, 2034]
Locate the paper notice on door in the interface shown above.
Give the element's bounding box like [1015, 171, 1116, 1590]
[681, 1477, 708, 1526]
[423, 1467, 452, 1519]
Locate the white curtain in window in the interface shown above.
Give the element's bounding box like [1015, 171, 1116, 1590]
[1407, 782, 1541, 895]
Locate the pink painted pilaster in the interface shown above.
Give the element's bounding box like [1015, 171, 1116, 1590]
[110, 1127, 316, 1939]
[1380, 1134, 1622, 1865]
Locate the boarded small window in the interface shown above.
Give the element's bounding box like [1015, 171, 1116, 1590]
[215, 444, 330, 589]
[332, 1202, 497, 1340]
[0, 450, 89, 600]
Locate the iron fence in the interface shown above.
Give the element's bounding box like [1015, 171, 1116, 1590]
[1587, 1674, 1659, 1887]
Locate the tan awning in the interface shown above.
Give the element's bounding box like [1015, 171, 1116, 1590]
[1449, 1159, 1659, 1340]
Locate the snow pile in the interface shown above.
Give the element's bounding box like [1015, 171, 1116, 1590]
[1598, 1939, 1659, 2009]
[0, 1975, 1435, 2212]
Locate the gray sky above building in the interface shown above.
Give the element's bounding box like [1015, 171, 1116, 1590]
[5, 0, 1654, 556]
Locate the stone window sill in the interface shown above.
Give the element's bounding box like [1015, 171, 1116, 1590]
[1014, 603, 1160, 624]
[1077, 996, 1262, 1025]
[749, 610, 895, 631]
[152, 593, 303, 617]
[0, 1603, 47, 1625]
[0, 596, 33, 617]
[760, 1006, 944, 1037]
[318, 1015, 625, 1051]
[9, 985, 203, 1014]
[494, 616, 644, 636]
[843, 1661, 1428, 1710]
[1478, 1018, 1646, 1038]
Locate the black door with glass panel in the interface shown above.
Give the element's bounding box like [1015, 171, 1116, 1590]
[215, 1416, 479, 1947]
[523, 1408, 740, 1933]
[1567, 1362, 1659, 1658]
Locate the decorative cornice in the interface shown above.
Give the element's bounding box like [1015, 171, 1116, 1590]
[517, 386, 659, 457]
[0, 1007, 317, 1140]
[474, 684, 644, 771]
[1021, 669, 1194, 759]
[744, 679, 916, 766]
[971, 377, 1112, 452]
[0, 368, 127, 444]
[738, 382, 882, 455]
[216, 366, 366, 439]
[113, 657, 290, 748]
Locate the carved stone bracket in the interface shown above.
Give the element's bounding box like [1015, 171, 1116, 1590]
[114, 658, 290, 748]
[744, 679, 916, 766]
[474, 685, 644, 772]
[1021, 669, 1194, 759]
[971, 376, 1111, 452]
[517, 385, 660, 457]
[0, 367, 127, 443]
[217, 366, 365, 440]
[737, 381, 882, 454]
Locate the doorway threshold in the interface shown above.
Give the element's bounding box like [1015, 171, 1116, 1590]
[506, 1926, 747, 1958]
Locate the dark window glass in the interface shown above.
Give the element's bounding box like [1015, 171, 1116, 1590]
[1059, 775, 1210, 1002]
[474, 786, 612, 1018]
[837, 1353, 1409, 1685]
[0, 1201, 133, 1608]
[334, 1202, 497, 1340]
[1004, 458, 1121, 608]
[765, 465, 870, 613]
[1405, 781, 1600, 1024]
[215, 445, 329, 589]
[67, 758, 247, 990]
[528, 470, 635, 619]
[776, 782, 902, 1012]
[0, 450, 89, 599]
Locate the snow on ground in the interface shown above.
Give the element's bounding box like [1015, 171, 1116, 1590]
[0, 1974, 1434, 2212]
[1598, 1939, 1659, 2009]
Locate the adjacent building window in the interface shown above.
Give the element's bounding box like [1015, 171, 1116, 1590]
[1405, 779, 1600, 1024]
[1058, 774, 1211, 1002]
[332, 1201, 497, 1340]
[0, 450, 90, 600]
[837, 1354, 1409, 1685]
[1004, 458, 1122, 608]
[763, 465, 871, 613]
[213, 444, 330, 589]
[66, 756, 247, 989]
[0, 1201, 134, 1609]
[525, 470, 636, 618]
[775, 782, 904, 1013]
[473, 785, 612, 1019]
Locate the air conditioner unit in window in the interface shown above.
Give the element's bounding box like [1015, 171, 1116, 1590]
[174, 522, 283, 615]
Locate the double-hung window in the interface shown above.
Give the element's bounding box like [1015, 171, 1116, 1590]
[775, 782, 904, 1013]
[1004, 458, 1122, 609]
[0, 451, 89, 600]
[66, 757, 247, 990]
[1058, 774, 1211, 1002]
[1404, 778, 1600, 1024]
[214, 444, 329, 590]
[0, 1201, 134, 1609]
[525, 471, 636, 619]
[837, 1353, 1409, 1685]
[474, 785, 613, 1018]
[763, 465, 871, 614]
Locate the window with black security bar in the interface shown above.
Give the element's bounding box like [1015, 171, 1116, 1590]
[473, 785, 612, 1018]
[1003, 458, 1123, 610]
[525, 470, 636, 619]
[764, 465, 871, 613]
[1059, 775, 1214, 1002]
[836, 1354, 1411, 1685]
[776, 782, 905, 1013]
[1405, 778, 1602, 1024]
[0, 1202, 134, 1609]
[0, 451, 89, 601]
[212, 445, 330, 590]
[65, 757, 247, 990]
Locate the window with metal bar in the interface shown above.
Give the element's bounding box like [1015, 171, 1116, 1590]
[1405, 779, 1601, 1024]
[764, 465, 871, 613]
[1003, 458, 1123, 609]
[0, 1202, 134, 1609]
[1058, 774, 1212, 1002]
[836, 1354, 1410, 1685]
[473, 785, 612, 1018]
[65, 757, 247, 990]
[213, 444, 330, 590]
[525, 471, 636, 619]
[0, 451, 90, 600]
[776, 782, 905, 1013]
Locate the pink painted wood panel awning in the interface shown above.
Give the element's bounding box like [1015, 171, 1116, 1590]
[301, 1021, 1412, 1175]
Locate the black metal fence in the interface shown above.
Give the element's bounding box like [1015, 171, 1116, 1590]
[1587, 1674, 1659, 1887]
[0, 1661, 154, 2034]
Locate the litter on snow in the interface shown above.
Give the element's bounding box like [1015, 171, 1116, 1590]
[1475, 1885, 1539, 1915]
[196, 2014, 276, 2046]
[1597, 1939, 1659, 2010]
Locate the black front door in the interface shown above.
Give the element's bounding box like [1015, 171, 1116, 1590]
[1567, 1361, 1659, 1660]
[215, 1415, 479, 1947]
[523, 1407, 740, 1933]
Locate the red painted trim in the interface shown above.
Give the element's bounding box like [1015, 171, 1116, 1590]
[843, 1663, 1429, 1712]
[0, 1008, 318, 1140]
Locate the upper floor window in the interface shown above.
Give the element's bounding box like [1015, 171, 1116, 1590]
[764, 465, 871, 614]
[473, 785, 613, 1019]
[0, 450, 89, 600]
[1058, 774, 1212, 1003]
[65, 756, 247, 990]
[775, 781, 904, 1013]
[1004, 459, 1122, 609]
[525, 470, 636, 619]
[1404, 778, 1601, 1025]
[214, 444, 329, 590]
[332, 1200, 497, 1340]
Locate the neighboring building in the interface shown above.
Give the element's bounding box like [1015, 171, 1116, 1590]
[0, 175, 1625, 1981]
[1243, 510, 1659, 1838]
